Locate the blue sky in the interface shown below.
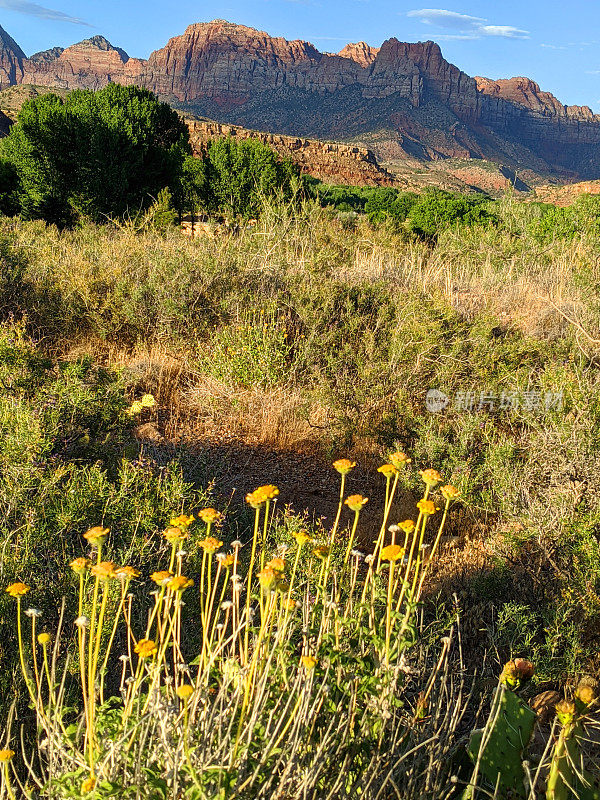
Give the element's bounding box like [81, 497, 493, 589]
[2, 0, 600, 110]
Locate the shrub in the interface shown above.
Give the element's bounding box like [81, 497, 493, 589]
[1, 84, 190, 226]
[204, 137, 299, 219]
[408, 191, 497, 238]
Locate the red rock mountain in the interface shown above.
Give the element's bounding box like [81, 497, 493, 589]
[2, 19, 600, 179]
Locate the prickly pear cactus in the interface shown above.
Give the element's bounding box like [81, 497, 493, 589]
[546, 682, 600, 800]
[462, 659, 536, 799]
[467, 685, 537, 798]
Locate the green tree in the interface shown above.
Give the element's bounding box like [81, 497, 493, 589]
[2, 84, 190, 226]
[205, 137, 298, 219]
[407, 191, 496, 238]
[175, 154, 207, 227]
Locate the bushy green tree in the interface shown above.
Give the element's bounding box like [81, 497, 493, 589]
[364, 188, 418, 224]
[204, 137, 298, 219]
[176, 154, 207, 221]
[0, 157, 19, 216]
[2, 84, 190, 226]
[408, 191, 497, 238]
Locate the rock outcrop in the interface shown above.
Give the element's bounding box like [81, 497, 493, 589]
[186, 118, 395, 185]
[0, 25, 24, 88]
[4, 19, 600, 179]
[20, 36, 144, 91]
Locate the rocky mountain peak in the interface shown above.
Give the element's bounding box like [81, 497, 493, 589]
[0, 24, 24, 87]
[337, 42, 379, 67]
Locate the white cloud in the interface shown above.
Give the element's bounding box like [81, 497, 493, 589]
[406, 8, 529, 40]
[480, 25, 529, 39]
[406, 9, 484, 28]
[0, 0, 89, 24]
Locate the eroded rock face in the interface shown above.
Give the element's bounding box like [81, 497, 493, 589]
[0, 25, 24, 88]
[139, 21, 397, 106]
[5, 20, 600, 178]
[337, 42, 379, 68]
[186, 118, 395, 185]
[21, 36, 144, 91]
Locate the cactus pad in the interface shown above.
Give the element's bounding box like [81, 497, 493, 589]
[467, 686, 536, 798]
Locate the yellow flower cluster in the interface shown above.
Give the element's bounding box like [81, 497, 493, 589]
[83, 526, 109, 547]
[198, 508, 224, 525]
[69, 557, 91, 575]
[416, 499, 438, 516]
[6, 582, 30, 598]
[246, 485, 280, 508]
[344, 494, 368, 512]
[198, 537, 223, 554]
[419, 469, 443, 488]
[170, 514, 194, 529]
[167, 576, 194, 593]
[134, 639, 158, 659]
[333, 459, 356, 476]
[163, 526, 188, 545]
[380, 544, 405, 562]
[90, 561, 117, 581]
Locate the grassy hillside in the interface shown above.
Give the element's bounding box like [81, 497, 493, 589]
[1, 196, 600, 796]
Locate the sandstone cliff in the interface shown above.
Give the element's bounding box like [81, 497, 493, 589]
[4, 19, 600, 180]
[21, 35, 144, 91]
[186, 118, 395, 185]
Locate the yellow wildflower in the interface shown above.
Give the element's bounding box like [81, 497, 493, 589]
[301, 655, 317, 670]
[441, 485, 460, 501]
[389, 451, 411, 468]
[398, 520, 415, 534]
[37, 632, 51, 646]
[83, 526, 109, 547]
[198, 508, 224, 525]
[378, 464, 399, 478]
[167, 575, 194, 593]
[257, 568, 277, 589]
[312, 545, 330, 560]
[140, 393, 156, 408]
[6, 582, 30, 598]
[344, 494, 369, 512]
[169, 514, 195, 529]
[163, 526, 188, 544]
[333, 459, 356, 475]
[69, 557, 91, 575]
[281, 597, 297, 611]
[198, 537, 223, 554]
[81, 777, 96, 794]
[176, 684, 194, 701]
[380, 544, 405, 562]
[134, 639, 158, 659]
[292, 530, 312, 546]
[150, 570, 173, 586]
[419, 469, 443, 488]
[90, 561, 117, 581]
[416, 499, 437, 516]
[266, 557, 286, 572]
[245, 485, 279, 508]
[114, 566, 140, 581]
[216, 552, 235, 568]
[0, 750, 14, 762]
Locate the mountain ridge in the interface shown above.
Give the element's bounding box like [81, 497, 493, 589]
[1, 20, 600, 180]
